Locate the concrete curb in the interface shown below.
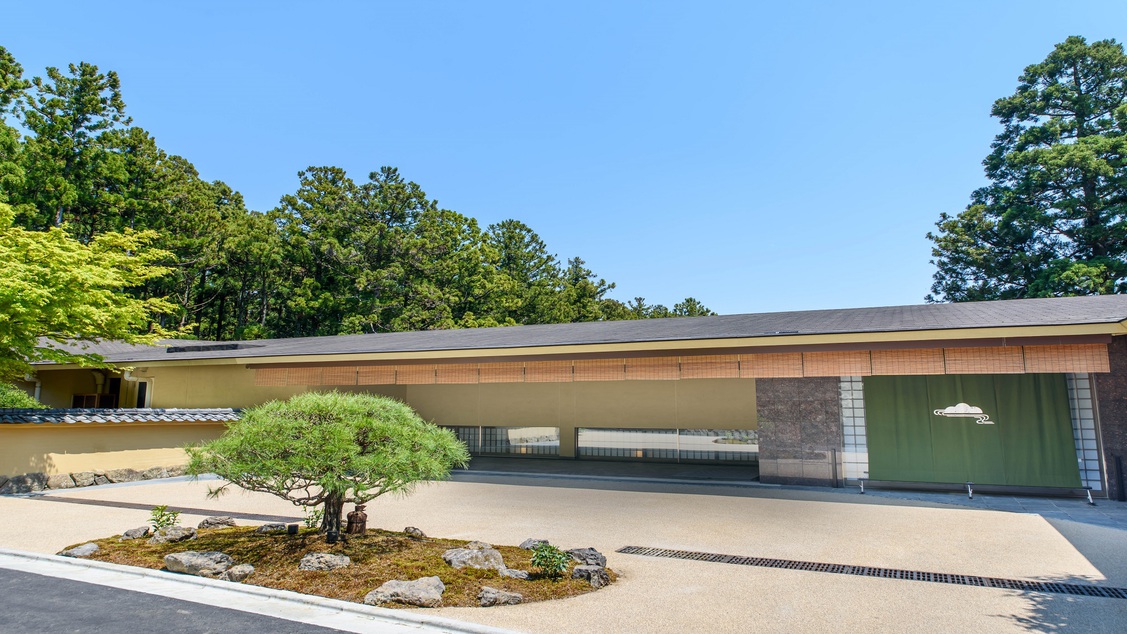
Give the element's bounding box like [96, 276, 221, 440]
[0, 548, 523, 634]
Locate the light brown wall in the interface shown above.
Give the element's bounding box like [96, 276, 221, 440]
[0, 422, 227, 477]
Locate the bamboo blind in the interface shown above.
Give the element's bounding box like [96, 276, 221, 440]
[254, 368, 288, 387]
[396, 365, 436, 384]
[741, 353, 803, 378]
[1022, 344, 1110, 373]
[802, 351, 872, 377]
[574, 359, 626, 382]
[357, 366, 396, 385]
[870, 349, 946, 375]
[680, 354, 739, 379]
[436, 364, 480, 384]
[479, 362, 526, 383]
[525, 361, 573, 383]
[286, 367, 323, 386]
[321, 366, 358, 386]
[944, 346, 1026, 374]
[625, 357, 681, 380]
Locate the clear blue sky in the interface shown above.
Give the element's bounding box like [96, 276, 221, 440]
[4, 2, 1125, 315]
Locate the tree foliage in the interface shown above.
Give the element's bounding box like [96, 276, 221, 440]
[186, 391, 470, 533]
[0, 202, 174, 381]
[0, 382, 44, 408]
[929, 36, 1127, 302]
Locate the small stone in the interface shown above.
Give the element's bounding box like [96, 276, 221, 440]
[364, 576, 445, 608]
[299, 552, 351, 571]
[404, 526, 426, 540]
[255, 523, 287, 534]
[93, 475, 110, 486]
[442, 547, 506, 571]
[478, 586, 522, 607]
[163, 551, 234, 578]
[500, 568, 529, 580]
[119, 526, 151, 541]
[165, 465, 188, 477]
[567, 547, 607, 567]
[465, 540, 491, 550]
[148, 526, 197, 545]
[46, 474, 76, 489]
[71, 472, 97, 487]
[104, 468, 142, 483]
[141, 466, 169, 480]
[198, 516, 236, 529]
[220, 564, 255, 582]
[59, 542, 100, 558]
[572, 564, 610, 588]
[519, 538, 548, 550]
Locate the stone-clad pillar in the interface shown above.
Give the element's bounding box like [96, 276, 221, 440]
[756, 377, 843, 486]
[1095, 336, 1127, 501]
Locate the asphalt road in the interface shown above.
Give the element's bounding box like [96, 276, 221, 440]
[0, 568, 347, 634]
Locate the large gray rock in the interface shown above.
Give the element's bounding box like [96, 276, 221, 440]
[71, 471, 97, 487]
[255, 523, 287, 534]
[572, 564, 610, 588]
[299, 552, 351, 571]
[478, 586, 522, 607]
[519, 538, 548, 550]
[119, 526, 151, 541]
[58, 542, 100, 558]
[141, 466, 169, 480]
[364, 576, 445, 608]
[404, 526, 426, 540]
[198, 516, 236, 529]
[442, 547, 506, 571]
[148, 526, 197, 544]
[46, 474, 76, 489]
[0, 472, 48, 494]
[567, 547, 607, 567]
[105, 468, 142, 483]
[500, 568, 529, 580]
[164, 551, 234, 578]
[220, 563, 255, 582]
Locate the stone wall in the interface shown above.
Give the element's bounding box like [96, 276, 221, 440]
[756, 377, 843, 486]
[0, 465, 187, 495]
[1095, 336, 1127, 501]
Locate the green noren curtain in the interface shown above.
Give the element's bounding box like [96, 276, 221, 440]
[864, 374, 1080, 488]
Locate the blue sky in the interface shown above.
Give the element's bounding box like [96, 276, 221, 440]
[4, 2, 1125, 315]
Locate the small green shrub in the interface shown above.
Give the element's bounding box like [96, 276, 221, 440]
[531, 542, 570, 579]
[150, 504, 181, 530]
[302, 506, 324, 529]
[0, 383, 45, 409]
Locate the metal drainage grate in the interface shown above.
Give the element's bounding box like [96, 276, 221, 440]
[616, 546, 1127, 600]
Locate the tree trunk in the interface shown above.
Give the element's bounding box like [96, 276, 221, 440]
[320, 493, 345, 534]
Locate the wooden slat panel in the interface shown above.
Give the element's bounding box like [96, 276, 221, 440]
[1022, 344, 1110, 374]
[357, 366, 396, 385]
[436, 364, 479, 384]
[944, 346, 1025, 374]
[741, 353, 804, 378]
[625, 357, 680, 380]
[802, 351, 871, 377]
[396, 365, 436, 384]
[680, 355, 739, 379]
[479, 362, 525, 383]
[286, 367, 323, 386]
[870, 349, 946, 375]
[321, 366, 358, 385]
[574, 359, 625, 382]
[525, 361, 573, 383]
[254, 368, 288, 387]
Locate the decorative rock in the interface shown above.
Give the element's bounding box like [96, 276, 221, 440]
[442, 547, 506, 571]
[0, 472, 48, 494]
[465, 540, 491, 550]
[119, 526, 151, 541]
[141, 466, 169, 480]
[299, 552, 351, 571]
[567, 547, 607, 567]
[519, 538, 548, 550]
[93, 474, 110, 486]
[164, 551, 234, 578]
[59, 542, 100, 558]
[404, 526, 426, 540]
[478, 586, 522, 607]
[105, 468, 142, 483]
[71, 471, 97, 487]
[255, 523, 287, 534]
[500, 568, 529, 580]
[363, 576, 445, 608]
[198, 516, 236, 529]
[572, 564, 610, 588]
[166, 465, 188, 477]
[148, 526, 197, 544]
[46, 474, 76, 489]
[220, 563, 255, 582]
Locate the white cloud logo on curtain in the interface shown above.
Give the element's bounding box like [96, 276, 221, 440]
[933, 403, 993, 425]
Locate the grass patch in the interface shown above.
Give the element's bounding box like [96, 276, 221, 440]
[75, 527, 614, 607]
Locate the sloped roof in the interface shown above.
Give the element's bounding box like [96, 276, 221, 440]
[0, 408, 240, 425]
[41, 295, 1127, 364]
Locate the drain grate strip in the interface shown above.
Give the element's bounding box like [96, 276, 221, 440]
[616, 546, 1127, 600]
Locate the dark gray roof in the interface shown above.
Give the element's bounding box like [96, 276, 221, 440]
[42, 295, 1127, 364]
[0, 408, 240, 425]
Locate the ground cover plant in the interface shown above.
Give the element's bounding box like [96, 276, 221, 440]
[74, 526, 613, 608]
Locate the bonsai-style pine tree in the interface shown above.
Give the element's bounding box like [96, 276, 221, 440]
[186, 391, 470, 534]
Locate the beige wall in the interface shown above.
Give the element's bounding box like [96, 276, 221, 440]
[0, 422, 227, 477]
